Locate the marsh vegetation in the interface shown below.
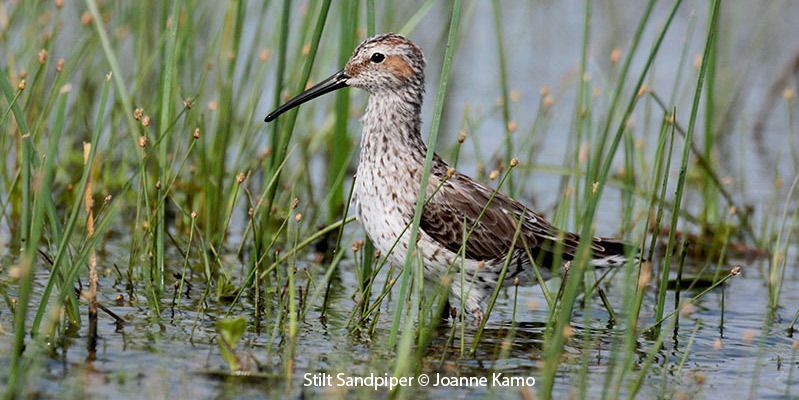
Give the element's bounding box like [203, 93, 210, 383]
[1, 0, 798, 398]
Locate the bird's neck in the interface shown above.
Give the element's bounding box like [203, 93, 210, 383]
[361, 87, 426, 161]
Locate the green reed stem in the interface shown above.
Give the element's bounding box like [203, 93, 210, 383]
[389, 0, 461, 353]
[5, 85, 68, 399]
[328, 0, 355, 222]
[175, 213, 196, 313]
[470, 211, 525, 353]
[154, 0, 181, 294]
[654, 0, 721, 337]
[85, 0, 140, 143]
[265, 0, 331, 231]
[366, 0, 376, 35]
[398, 0, 438, 36]
[263, 0, 292, 229]
[30, 77, 111, 335]
[491, 0, 514, 195]
[540, 0, 684, 396]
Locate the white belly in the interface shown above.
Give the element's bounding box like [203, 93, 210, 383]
[353, 163, 475, 280]
[353, 163, 413, 267]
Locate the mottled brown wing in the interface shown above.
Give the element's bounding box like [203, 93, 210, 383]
[419, 171, 578, 262]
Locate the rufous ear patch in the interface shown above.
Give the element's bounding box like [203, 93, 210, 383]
[384, 55, 414, 79]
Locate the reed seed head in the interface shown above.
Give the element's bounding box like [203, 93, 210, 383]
[446, 167, 455, 178]
[539, 85, 549, 97]
[742, 330, 756, 344]
[507, 120, 518, 133]
[731, 265, 742, 276]
[81, 11, 92, 25]
[625, 116, 635, 129]
[693, 371, 705, 385]
[141, 115, 151, 127]
[562, 260, 572, 273]
[610, 48, 622, 64]
[637, 261, 652, 289]
[489, 170, 499, 180]
[56, 58, 64, 72]
[193, 128, 201, 139]
[134, 108, 144, 121]
[666, 112, 676, 125]
[457, 130, 467, 143]
[183, 98, 193, 109]
[578, 143, 589, 164]
[693, 54, 703, 68]
[38, 49, 48, 64]
[680, 302, 696, 316]
[259, 48, 270, 62]
[55, 0, 64, 8]
[510, 158, 519, 168]
[440, 275, 452, 286]
[155, 180, 161, 190]
[543, 95, 554, 109]
[510, 89, 521, 102]
[138, 136, 148, 148]
[563, 324, 574, 338]
[295, 213, 302, 222]
[208, 100, 218, 111]
[236, 172, 246, 184]
[17, 80, 25, 91]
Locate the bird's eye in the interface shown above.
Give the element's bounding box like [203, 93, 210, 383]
[370, 52, 385, 63]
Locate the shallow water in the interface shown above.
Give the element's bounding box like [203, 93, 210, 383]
[3, 0, 799, 398]
[2, 251, 797, 398]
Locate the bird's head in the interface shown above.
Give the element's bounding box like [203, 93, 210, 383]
[343, 33, 425, 93]
[264, 33, 425, 122]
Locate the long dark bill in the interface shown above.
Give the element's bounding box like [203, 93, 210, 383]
[264, 69, 350, 122]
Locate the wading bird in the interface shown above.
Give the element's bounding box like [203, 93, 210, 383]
[265, 33, 635, 321]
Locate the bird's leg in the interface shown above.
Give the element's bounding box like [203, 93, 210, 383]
[450, 280, 487, 323]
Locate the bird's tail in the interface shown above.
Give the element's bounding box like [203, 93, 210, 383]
[588, 237, 643, 268]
